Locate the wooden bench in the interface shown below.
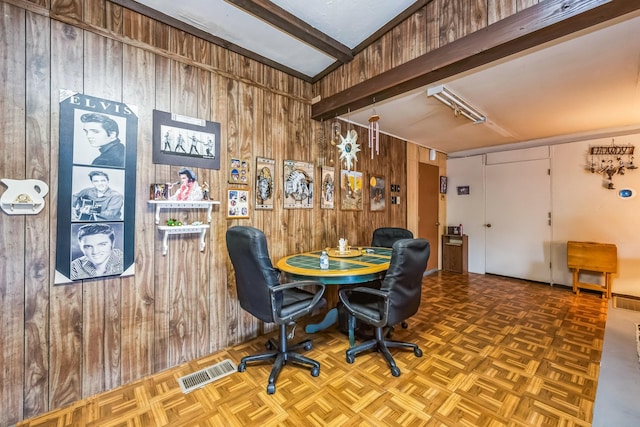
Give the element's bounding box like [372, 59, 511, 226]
[567, 241, 617, 299]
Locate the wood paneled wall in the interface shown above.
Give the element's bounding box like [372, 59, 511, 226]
[0, 0, 544, 423]
[0, 1, 409, 424]
[313, 0, 540, 100]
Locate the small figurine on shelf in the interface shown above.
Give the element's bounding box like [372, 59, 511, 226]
[201, 181, 210, 200]
[168, 168, 203, 201]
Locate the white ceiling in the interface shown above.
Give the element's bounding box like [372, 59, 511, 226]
[133, 0, 640, 156]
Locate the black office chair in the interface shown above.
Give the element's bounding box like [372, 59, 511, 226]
[371, 227, 414, 247]
[339, 238, 430, 376]
[370, 227, 414, 330]
[226, 226, 326, 394]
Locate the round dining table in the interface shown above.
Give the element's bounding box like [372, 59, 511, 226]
[276, 247, 392, 334]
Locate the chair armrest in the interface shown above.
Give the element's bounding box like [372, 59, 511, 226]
[271, 280, 325, 324]
[272, 280, 323, 293]
[340, 286, 385, 299]
[339, 287, 389, 327]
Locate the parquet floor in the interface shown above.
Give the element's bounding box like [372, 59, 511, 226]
[19, 272, 607, 427]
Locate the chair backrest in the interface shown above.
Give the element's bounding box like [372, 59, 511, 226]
[380, 238, 430, 326]
[226, 226, 280, 323]
[371, 227, 414, 247]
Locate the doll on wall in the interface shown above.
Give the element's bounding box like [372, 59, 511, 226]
[169, 168, 203, 201]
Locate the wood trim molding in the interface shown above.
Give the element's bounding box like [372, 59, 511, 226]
[312, 0, 640, 121]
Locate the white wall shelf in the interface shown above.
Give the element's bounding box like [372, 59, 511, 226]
[157, 224, 210, 256]
[148, 200, 219, 224]
[149, 200, 219, 255]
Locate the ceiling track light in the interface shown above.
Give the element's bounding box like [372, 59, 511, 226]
[427, 85, 487, 124]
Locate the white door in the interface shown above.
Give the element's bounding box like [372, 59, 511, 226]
[485, 159, 551, 283]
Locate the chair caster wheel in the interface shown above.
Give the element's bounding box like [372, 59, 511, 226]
[311, 367, 320, 377]
[346, 354, 355, 364]
[391, 366, 401, 377]
[304, 342, 313, 351]
[265, 340, 275, 350]
[267, 384, 275, 394]
[414, 348, 423, 357]
[401, 322, 408, 329]
[238, 363, 246, 372]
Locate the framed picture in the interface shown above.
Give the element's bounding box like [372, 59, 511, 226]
[228, 158, 250, 184]
[55, 91, 137, 284]
[152, 109, 220, 169]
[457, 185, 470, 195]
[340, 169, 363, 211]
[227, 188, 250, 218]
[283, 160, 314, 209]
[150, 183, 169, 200]
[440, 176, 448, 194]
[320, 166, 335, 209]
[255, 157, 275, 210]
[369, 174, 386, 211]
[447, 226, 461, 235]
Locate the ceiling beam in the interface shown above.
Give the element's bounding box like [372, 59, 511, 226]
[111, 0, 314, 82]
[226, 0, 353, 63]
[312, 0, 640, 121]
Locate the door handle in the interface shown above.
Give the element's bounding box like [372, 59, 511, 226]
[485, 223, 492, 228]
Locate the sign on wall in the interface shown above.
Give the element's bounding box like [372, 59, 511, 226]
[55, 90, 138, 284]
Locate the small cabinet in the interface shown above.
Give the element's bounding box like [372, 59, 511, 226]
[442, 234, 468, 273]
[148, 200, 220, 255]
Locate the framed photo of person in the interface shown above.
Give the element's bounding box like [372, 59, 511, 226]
[255, 157, 275, 210]
[227, 188, 250, 219]
[369, 174, 386, 211]
[55, 90, 138, 284]
[152, 109, 221, 170]
[228, 158, 250, 184]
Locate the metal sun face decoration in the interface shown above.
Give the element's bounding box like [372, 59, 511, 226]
[337, 129, 360, 171]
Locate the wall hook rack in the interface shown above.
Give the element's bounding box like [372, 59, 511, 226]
[1, 178, 49, 215]
[587, 140, 636, 189]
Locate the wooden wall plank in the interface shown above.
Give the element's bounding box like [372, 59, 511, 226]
[466, 0, 488, 33]
[518, 0, 539, 11]
[50, 0, 82, 21]
[121, 44, 155, 383]
[236, 81, 260, 338]
[225, 76, 241, 345]
[23, 10, 52, 420]
[48, 18, 84, 412]
[0, 4, 26, 426]
[208, 71, 229, 353]
[489, 0, 517, 24]
[152, 53, 172, 372]
[81, 30, 124, 398]
[168, 58, 200, 365]
[196, 65, 212, 356]
[392, 6, 427, 68]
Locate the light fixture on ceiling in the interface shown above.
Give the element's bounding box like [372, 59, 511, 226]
[427, 85, 486, 124]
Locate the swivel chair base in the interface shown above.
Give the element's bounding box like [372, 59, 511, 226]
[345, 327, 422, 377]
[238, 323, 320, 394]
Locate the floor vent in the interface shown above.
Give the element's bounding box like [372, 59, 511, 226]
[613, 296, 640, 312]
[177, 359, 237, 394]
